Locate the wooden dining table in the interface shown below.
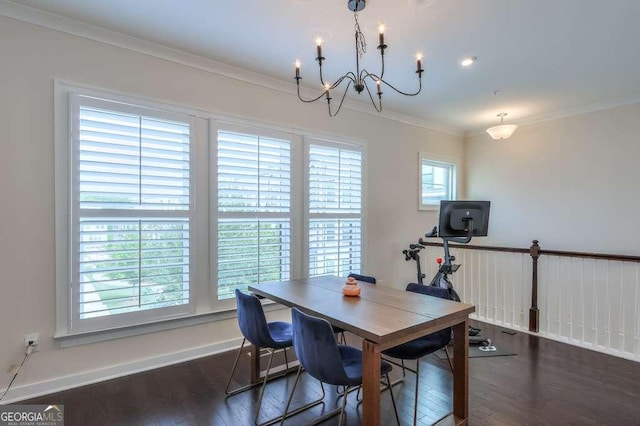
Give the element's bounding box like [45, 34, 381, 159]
[248, 275, 475, 426]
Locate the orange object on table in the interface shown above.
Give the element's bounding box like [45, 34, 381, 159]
[342, 276, 361, 297]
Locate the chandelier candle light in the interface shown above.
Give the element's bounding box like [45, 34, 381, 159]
[294, 0, 424, 117]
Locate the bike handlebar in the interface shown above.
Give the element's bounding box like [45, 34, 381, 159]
[424, 226, 438, 238]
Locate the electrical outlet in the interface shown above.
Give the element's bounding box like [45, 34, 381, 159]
[24, 333, 39, 348]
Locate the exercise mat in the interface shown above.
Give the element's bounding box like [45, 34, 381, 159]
[436, 344, 516, 359]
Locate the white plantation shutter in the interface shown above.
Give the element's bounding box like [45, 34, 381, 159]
[308, 143, 363, 277]
[216, 128, 292, 299]
[77, 218, 189, 319]
[71, 96, 193, 327]
[78, 108, 190, 210]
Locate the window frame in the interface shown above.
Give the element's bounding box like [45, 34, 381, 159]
[210, 121, 302, 310]
[54, 81, 367, 345]
[303, 137, 366, 278]
[55, 82, 203, 338]
[418, 152, 458, 211]
[71, 95, 196, 332]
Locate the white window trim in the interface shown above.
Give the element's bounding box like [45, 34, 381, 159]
[418, 152, 458, 211]
[69, 94, 196, 332]
[209, 120, 303, 310]
[55, 81, 213, 344]
[303, 137, 367, 278]
[54, 80, 368, 347]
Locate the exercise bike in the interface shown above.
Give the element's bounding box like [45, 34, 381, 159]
[402, 200, 491, 343]
[403, 225, 461, 301]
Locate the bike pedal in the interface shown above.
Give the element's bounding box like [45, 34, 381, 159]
[469, 326, 482, 336]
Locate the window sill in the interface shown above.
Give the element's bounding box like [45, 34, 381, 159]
[419, 203, 441, 211]
[54, 301, 287, 348]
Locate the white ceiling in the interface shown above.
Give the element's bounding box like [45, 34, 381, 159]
[8, 0, 640, 133]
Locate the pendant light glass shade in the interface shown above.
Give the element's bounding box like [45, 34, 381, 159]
[486, 113, 517, 140]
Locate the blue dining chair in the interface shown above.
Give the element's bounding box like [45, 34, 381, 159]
[225, 289, 294, 424]
[382, 284, 454, 426]
[347, 273, 377, 284]
[331, 273, 377, 345]
[282, 308, 400, 426]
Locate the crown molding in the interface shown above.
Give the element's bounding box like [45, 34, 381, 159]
[465, 93, 640, 138]
[0, 0, 464, 137]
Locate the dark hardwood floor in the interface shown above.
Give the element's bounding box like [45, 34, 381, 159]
[26, 321, 640, 425]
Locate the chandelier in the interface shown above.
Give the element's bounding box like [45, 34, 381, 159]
[294, 0, 423, 117]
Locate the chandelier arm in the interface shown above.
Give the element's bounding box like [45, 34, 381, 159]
[297, 82, 331, 103]
[362, 80, 382, 113]
[345, 71, 358, 84]
[318, 62, 327, 87]
[331, 73, 355, 89]
[359, 69, 378, 82]
[377, 76, 423, 97]
[328, 79, 353, 117]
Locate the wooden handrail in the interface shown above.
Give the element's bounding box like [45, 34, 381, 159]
[422, 239, 640, 333]
[538, 249, 640, 263]
[423, 241, 640, 262]
[422, 241, 529, 254]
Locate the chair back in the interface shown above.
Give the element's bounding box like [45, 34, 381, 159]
[235, 289, 275, 348]
[405, 283, 450, 299]
[291, 308, 351, 386]
[347, 273, 376, 284]
[406, 283, 453, 343]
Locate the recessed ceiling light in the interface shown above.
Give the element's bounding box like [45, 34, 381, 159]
[461, 56, 478, 67]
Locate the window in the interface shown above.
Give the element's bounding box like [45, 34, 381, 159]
[215, 125, 294, 300]
[59, 91, 195, 333]
[56, 83, 366, 341]
[307, 142, 363, 277]
[419, 154, 456, 209]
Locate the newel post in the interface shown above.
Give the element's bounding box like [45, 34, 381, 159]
[529, 240, 540, 332]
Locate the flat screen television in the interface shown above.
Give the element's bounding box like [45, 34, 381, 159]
[438, 200, 490, 238]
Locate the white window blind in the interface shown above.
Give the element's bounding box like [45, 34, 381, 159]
[308, 144, 363, 277]
[216, 129, 291, 299]
[72, 97, 192, 325]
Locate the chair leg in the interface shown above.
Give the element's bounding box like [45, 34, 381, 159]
[280, 365, 302, 425]
[226, 341, 294, 400]
[284, 347, 289, 372]
[262, 372, 326, 426]
[337, 385, 350, 426]
[412, 359, 420, 426]
[386, 373, 401, 426]
[336, 385, 345, 401]
[381, 357, 409, 387]
[255, 348, 276, 424]
[225, 337, 246, 395]
[444, 346, 454, 373]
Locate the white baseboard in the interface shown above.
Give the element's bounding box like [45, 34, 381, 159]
[0, 337, 243, 404]
[473, 316, 640, 363]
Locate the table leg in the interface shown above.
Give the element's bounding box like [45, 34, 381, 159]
[452, 319, 469, 424]
[250, 343, 260, 384]
[362, 339, 381, 426]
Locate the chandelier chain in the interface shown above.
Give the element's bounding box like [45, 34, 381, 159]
[354, 12, 366, 59]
